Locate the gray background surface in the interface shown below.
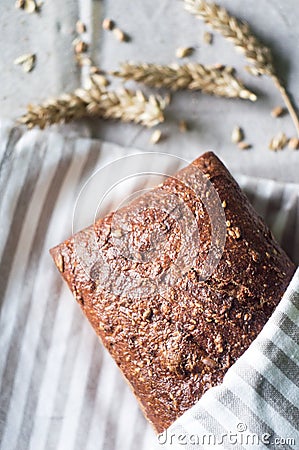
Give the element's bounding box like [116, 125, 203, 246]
[1, 0, 299, 182]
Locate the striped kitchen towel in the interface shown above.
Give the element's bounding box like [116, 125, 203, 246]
[0, 120, 298, 450]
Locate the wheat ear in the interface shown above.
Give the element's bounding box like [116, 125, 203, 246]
[184, 0, 299, 137]
[18, 76, 167, 129]
[112, 62, 256, 101]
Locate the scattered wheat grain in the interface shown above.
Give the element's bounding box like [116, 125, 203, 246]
[288, 137, 299, 150]
[238, 141, 251, 150]
[178, 120, 188, 132]
[150, 129, 162, 144]
[76, 20, 87, 34]
[269, 132, 288, 151]
[14, 53, 36, 73]
[271, 106, 286, 118]
[176, 47, 194, 58]
[102, 18, 114, 30]
[231, 126, 244, 144]
[203, 31, 213, 44]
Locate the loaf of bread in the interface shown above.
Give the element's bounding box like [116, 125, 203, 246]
[50, 152, 295, 433]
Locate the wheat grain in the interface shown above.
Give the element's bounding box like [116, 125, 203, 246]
[184, 0, 299, 137]
[178, 120, 188, 132]
[15, 0, 41, 13]
[271, 106, 286, 118]
[91, 73, 110, 87]
[112, 62, 256, 101]
[288, 137, 299, 150]
[14, 53, 36, 73]
[73, 39, 88, 54]
[231, 126, 243, 144]
[150, 129, 162, 144]
[76, 20, 87, 34]
[113, 28, 129, 42]
[176, 47, 194, 58]
[203, 31, 213, 44]
[269, 132, 288, 151]
[238, 141, 251, 150]
[17, 76, 167, 129]
[102, 18, 114, 30]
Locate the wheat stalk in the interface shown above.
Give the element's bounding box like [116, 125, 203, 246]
[18, 76, 167, 129]
[112, 62, 257, 101]
[184, 0, 299, 137]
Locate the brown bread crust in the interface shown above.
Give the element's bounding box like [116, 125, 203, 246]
[50, 152, 295, 433]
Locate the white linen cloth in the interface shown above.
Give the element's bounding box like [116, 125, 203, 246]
[0, 120, 298, 450]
